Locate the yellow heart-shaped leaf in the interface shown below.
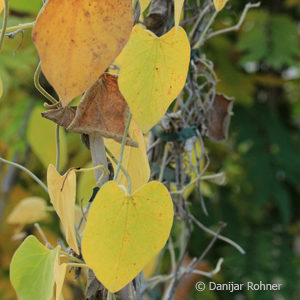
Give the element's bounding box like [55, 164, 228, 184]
[82, 181, 174, 292]
[105, 118, 150, 193]
[47, 164, 79, 254]
[32, 0, 133, 106]
[214, 0, 228, 11]
[118, 24, 190, 132]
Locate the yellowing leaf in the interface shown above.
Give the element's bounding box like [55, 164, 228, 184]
[47, 164, 79, 254]
[118, 25, 190, 132]
[60, 205, 88, 236]
[140, 0, 151, 13]
[0, 0, 3, 13]
[105, 119, 150, 193]
[32, 0, 133, 106]
[82, 181, 174, 293]
[27, 106, 67, 169]
[214, 0, 228, 11]
[10, 235, 59, 300]
[7, 197, 48, 225]
[174, 0, 184, 29]
[54, 255, 67, 300]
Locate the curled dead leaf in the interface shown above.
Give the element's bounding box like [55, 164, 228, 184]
[206, 94, 234, 142]
[42, 74, 137, 147]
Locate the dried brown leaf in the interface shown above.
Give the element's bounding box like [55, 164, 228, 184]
[207, 94, 234, 142]
[42, 74, 137, 147]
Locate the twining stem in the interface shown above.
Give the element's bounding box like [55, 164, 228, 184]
[107, 291, 112, 300]
[34, 62, 58, 104]
[158, 143, 169, 182]
[56, 125, 60, 172]
[105, 147, 132, 194]
[60, 164, 108, 192]
[0, 0, 9, 50]
[113, 113, 132, 188]
[60, 249, 85, 264]
[193, 10, 218, 49]
[205, 2, 261, 40]
[67, 263, 88, 269]
[76, 164, 108, 187]
[0, 157, 48, 193]
[189, 214, 245, 254]
[0, 22, 34, 35]
[34, 223, 53, 248]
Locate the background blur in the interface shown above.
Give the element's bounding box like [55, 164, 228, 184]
[0, 0, 300, 299]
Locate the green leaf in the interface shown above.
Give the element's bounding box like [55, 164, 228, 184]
[10, 235, 59, 300]
[237, 11, 269, 64]
[266, 15, 300, 69]
[237, 12, 300, 70]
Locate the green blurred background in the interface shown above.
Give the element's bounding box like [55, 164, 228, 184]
[0, 0, 300, 299]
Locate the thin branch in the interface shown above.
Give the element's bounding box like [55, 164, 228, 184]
[56, 125, 61, 172]
[206, 2, 261, 40]
[193, 10, 218, 49]
[189, 257, 224, 277]
[0, 22, 34, 35]
[189, 3, 211, 39]
[158, 143, 169, 182]
[190, 214, 245, 254]
[34, 62, 59, 104]
[188, 222, 225, 271]
[0, 157, 48, 193]
[34, 223, 53, 248]
[113, 113, 132, 192]
[105, 146, 132, 192]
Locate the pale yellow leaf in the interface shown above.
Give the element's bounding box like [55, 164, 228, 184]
[47, 164, 79, 254]
[27, 106, 67, 169]
[32, 0, 133, 106]
[0, 0, 3, 13]
[54, 254, 67, 300]
[214, 0, 228, 11]
[60, 205, 87, 236]
[118, 25, 190, 132]
[82, 181, 174, 292]
[174, 0, 184, 29]
[105, 118, 150, 193]
[7, 197, 48, 225]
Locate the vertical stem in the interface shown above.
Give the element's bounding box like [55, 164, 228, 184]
[89, 136, 109, 185]
[113, 114, 132, 185]
[56, 125, 61, 172]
